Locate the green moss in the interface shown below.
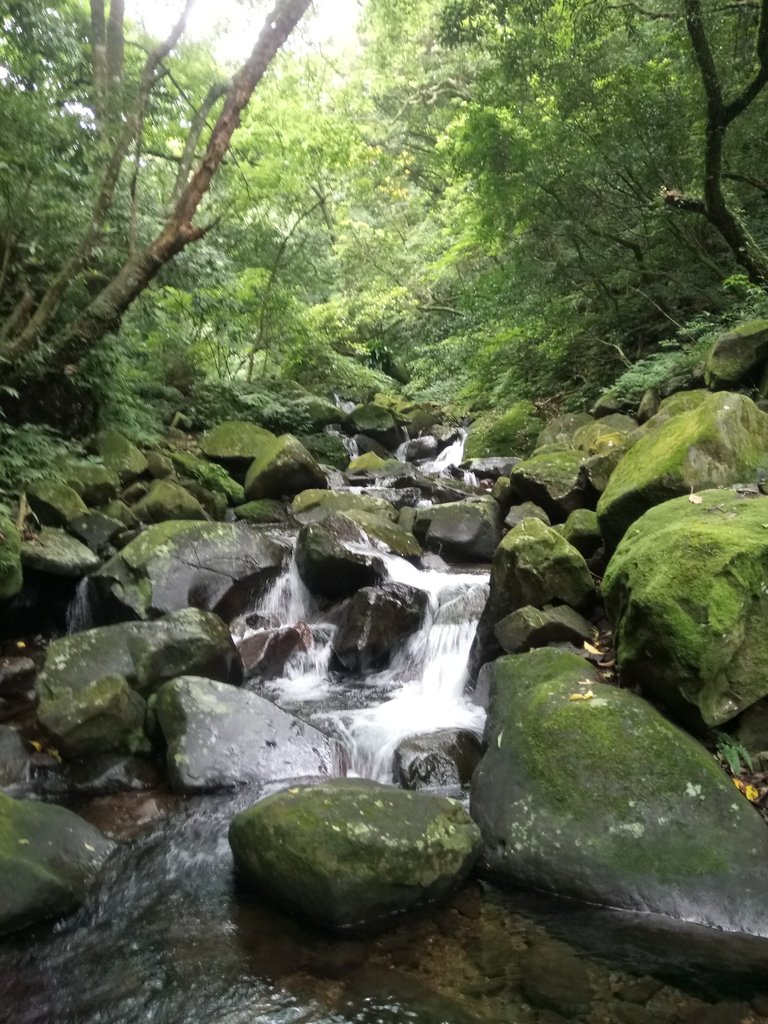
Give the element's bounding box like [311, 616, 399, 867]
[466, 401, 543, 459]
[0, 511, 22, 600]
[344, 511, 422, 557]
[169, 452, 244, 505]
[291, 489, 397, 523]
[233, 499, 289, 524]
[508, 448, 587, 520]
[299, 432, 350, 470]
[200, 421, 276, 462]
[705, 319, 768, 388]
[244, 433, 326, 501]
[347, 452, 388, 473]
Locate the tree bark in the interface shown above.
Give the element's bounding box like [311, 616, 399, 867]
[90, 0, 108, 124]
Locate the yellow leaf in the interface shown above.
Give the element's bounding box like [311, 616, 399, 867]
[733, 778, 760, 802]
[688, 490, 703, 505]
[583, 641, 601, 656]
[17, 838, 30, 846]
[569, 691, 594, 702]
[497, 729, 504, 749]
[29, 740, 43, 753]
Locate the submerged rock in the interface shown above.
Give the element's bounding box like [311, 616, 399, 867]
[0, 726, 29, 787]
[332, 584, 428, 672]
[0, 792, 114, 936]
[154, 676, 342, 792]
[244, 434, 327, 501]
[229, 779, 481, 929]
[471, 649, 768, 936]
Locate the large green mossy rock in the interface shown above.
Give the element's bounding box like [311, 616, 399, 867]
[414, 497, 501, 562]
[0, 511, 22, 601]
[133, 480, 208, 523]
[233, 499, 289, 525]
[27, 480, 88, 526]
[0, 793, 114, 936]
[346, 451, 388, 474]
[597, 392, 768, 547]
[705, 320, 768, 388]
[508, 449, 589, 522]
[469, 518, 595, 676]
[244, 434, 327, 500]
[168, 452, 245, 505]
[96, 428, 148, 483]
[343, 511, 422, 558]
[536, 413, 594, 451]
[91, 520, 285, 622]
[200, 421, 277, 465]
[465, 402, 543, 460]
[21, 528, 101, 577]
[61, 462, 120, 506]
[290, 488, 397, 524]
[39, 673, 148, 758]
[603, 489, 768, 727]
[296, 513, 388, 599]
[471, 650, 768, 936]
[299, 432, 350, 470]
[229, 779, 481, 930]
[348, 404, 402, 450]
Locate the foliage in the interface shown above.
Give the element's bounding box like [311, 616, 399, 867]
[715, 731, 754, 777]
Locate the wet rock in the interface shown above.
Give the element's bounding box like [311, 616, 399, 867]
[561, 508, 602, 558]
[290, 488, 397, 524]
[200, 420, 277, 466]
[96, 428, 148, 483]
[27, 480, 88, 526]
[296, 513, 387, 599]
[508, 449, 590, 522]
[0, 511, 23, 601]
[401, 436, 439, 461]
[349, 404, 404, 450]
[68, 512, 124, 554]
[61, 462, 120, 506]
[394, 729, 481, 790]
[90, 520, 286, 622]
[504, 501, 550, 530]
[133, 480, 209, 523]
[332, 584, 428, 672]
[705, 319, 768, 388]
[415, 497, 502, 563]
[300, 431, 351, 471]
[233, 499, 290, 524]
[39, 672, 148, 759]
[0, 726, 29, 786]
[21, 528, 101, 577]
[520, 938, 593, 1018]
[461, 457, 519, 480]
[240, 624, 313, 680]
[44, 754, 162, 797]
[494, 604, 594, 654]
[229, 778, 481, 929]
[154, 676, 342, 792]
[244, 434, 327, 500]
[471, 649, 768, 935]
[0, 656, 36, 699]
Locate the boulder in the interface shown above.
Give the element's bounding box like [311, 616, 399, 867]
[290, 488, 397, 524]
[504, 501, 550, 530]
[299, 431, 350, 470]
[332, 584, 428, 672]
[133, 480, 208, 523]
[39, 673, 148, 759]
[597, 392, 768, 547]
[0, 657, 35, 702]
[603, 489, 768, 727]
[469, 518, 594, 677]
[177, 479, 227, 520]
[244, 434, 327, 500]
[561, 508, 602, 558]
[90, 520, 286, 622]
[461, 457, 519, 480]
[394, 730, 481, 790]
[637, 388, 660, 424]
[200, 421, 276, 466]
[68, 512, 124, 554]
[154, 676, 342, 792]
[508, 449, 590, 522]
[705, 320, 768, 388]
[0, 511, 22, 601]
[414, 497, 501, 563]
[536, 413, 594, 450]
[349, 404, 403, 450]
[61, 462, 120, 506]
[494, 604, 594, 654]
[26, 480, 87, 526]
[573, 413, 637, 454]
[0, 726, 29, 786]
[21, 528, 101, 577]
[401, 436, 439, 461]
[296, 514, 388, 599]
[228, 779, 481, 929]
[233, 499, 290, 524]
[168, 452, 245, 505]
[96, 428, 148, 483]
[347, 451, 388, 474]
[471, 650, 768, 936]
[146, 451, 173, 479]
[100, 499, 139, 529]
[239, 624, 313, 679]
[464, 402, 542, 460]
[0, 793, 113, 936]
[344, 511, 423, 558]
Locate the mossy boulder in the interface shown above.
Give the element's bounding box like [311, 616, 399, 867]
[504, 502, 550, 530]
[299, 395, 346, 432]
[21, 528, 101, 577]
[603, 489, 768, 727]
[39, 672, 148, 759]
[348, 404, 402, 450]
[536, 413, 594, 451]
[465, 402, 543, 460]
[200, 421, 277, 466]
[299, 431, 350, 470]
[494, 604, 594, 654]
[0, 793, 114, 936]
[96, 429, 148, 483]
[344, 511, 423, 558]
[0, 511, 22, 601]
[168, 452, 245, 505]
[414, 497, 501, 562]
[90, 520, 285, 622]
[27, 480, 88, 526]
[61, 462, 120, 506]
[146, 451, 173, 479]
[175, 479, 226, 520]
[572, 413, 637, 454]
[290, 488, 397, 524]
[244, 434, 327, 500]
[296, 513, 388, 599]
[469, 518, 595, 676]
[133, 480, 208, 523]
[68, 512, 124, 555]
[229, 779, 481, 930]
[233, 499, 289, 525]
[471, 650, 768, 935]
[347, 451, 388, 474]
[597, 392, 768, 547]
[508, 449, 590, 522]
[705, 320, 768, 388]
[561, 508, 602, 558]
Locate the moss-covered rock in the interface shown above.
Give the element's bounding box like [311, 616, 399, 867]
[469, 518, 595, 676]
[471, 650, 768, 935]
[561, 508, 602, 558]
[344, 511, 423, 558]
[99, 499, 139, 529]
[597, 392, 768, 547]
[465, 402, 543, 460]
[229, 779, 481, 930]
[168, 452, 245, 505]
[504, 502, 550, 530]
[348, 404, 402, 450]
[27, 480, 88, 526]
[0, 511, 22, 601]
[61, 462, 120, 506]
[21, 527, 101, 577]
[296, 513, 387, 599]
[39, 673, 148, 759]
[175, 479, 227, 521]
[133, 480, 208, 523]
[299, 431, 350, 470]
[705, 319, 768, 389]
[233, 499, 290, 524]
[290, 488, 397, 524]
[200, 421, 277, 465]
[96, 429, 148, 483]
[535, 413, 594, 451]
[494, 604, 594, 654]
[347, 451, 388, 474]
[414, 497, 501, 562]
[244, 434, 327, 500]
[572, 413, 637, 454]
[0, 793, 114, 936]
[146, 451, 173, 479]
[603, 489, 768, 727]
[508, 449, 590, 522]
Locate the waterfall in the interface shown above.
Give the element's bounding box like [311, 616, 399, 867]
[65, 578, 94, 634]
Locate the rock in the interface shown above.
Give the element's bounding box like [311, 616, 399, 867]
[133, 480, 208, 523]
[461, 457, 519, 480]
[26, 480, 88, 526]
[121, 480, 149, 504]
[228, 779, 481, 929]
[91, 520, 286, 622]
[299, 431, 350, 470]
[637, 388, 660, 424]
[504, 501, 551, 530]
[39, 673, 148, 759]
[734, 699, 768, 759]
[0, 511, 23, 601]
[0, 792, 113, 936]
[233, 499, 289, 524]
[394, 730, 481, 790]
[520, 939, 593, 1018]
[154, 676, 342, 792]
[21, 528, 101, 577]
[341, 510, 423, 558]
[332, 584, 428, 672]
[296, 513, 387, 599]
[508, 449, 590, 522]
[603, 489, 768, 727]
[61, 462, 120, 505]
[200, 421, 277, 465]
[705, 319, 768, 388]
[349, 404, 403, 450]
[490, 475, 513, 507]
[536, 413, 594, 450]
[68, 512, 124, 554]
[582, 445, 628, 495]
[561, 508, 602, 558]
[591, 390, 625, 417]
[573, 413, 637, 454]
[469, 518, 594, 677]
[173, 479, 225, 520]
[244, 434, 327, 500]
[0, 657, 36, 699]
[297, 395, 346, 432]
[347, 451, 388, 474]
[401, 436, 439, 461]
[100, 499, 139, 529]
[353, 435, 391, 458]
[0, 726, 29, 786]
[597, 391, 768, 547]
[494, 604, 594, 654]
[464, 402, 543, 460]
[240, 624, 313, 679]
[168, 452, 245, 505]
[414, 497, 502, 562]
[290, 488, 397, 524]
[146, 451, 173, 479]
[471, 649, 768, 935]
[96, 428, 148, 483]
[51, 754, 161, 798]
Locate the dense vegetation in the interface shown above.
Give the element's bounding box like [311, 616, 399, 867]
[2, 0, 768, 489]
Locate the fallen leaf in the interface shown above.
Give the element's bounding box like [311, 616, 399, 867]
[732, 778, 760, 802]
[583, 641, 601, 656]
[17, 838, 30, 846]
[29, 740, 43, 753]
[688, 489, 703, 505]
[497, 729, 504, 749]
[569, 691, 594, 702]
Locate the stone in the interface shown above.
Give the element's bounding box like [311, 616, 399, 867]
[572, 413, 637, 454]
[345, 510, 424, 559]
[508, 449, 590, 522]
[90, 520, 286, 622]
[332, 584, 428, 672]
[0, 511, 22, 601]
[591, 390, 625, 417]
[228, 779, 481, 929]
[296, 513, 388, 599]
[348, 404, 403, 450]
[469, 518, 595, 676]
[200, 420, 277, 465]
[394, 730, 481, 790]
[299, 431, 350, 470]
[21, 528, 101, 577]
[0, 792, 113, 936]
[133, 480, 208, 523]
[347, 451, 388, 474]
[734, 699, 768, 758]
[705, 319, 768, 388]
[290, 488, 397, 524]
[414, 497, 502, 563]
[100, 499, 139, 529]
[471, 649, 768, 936]
[240, 624, 313, 679]
[536, 413, 594, 450]
[68, 512, 124, 554]
[39, 672, 148, 759]
[172, 479, 225, 520]
[61, 462, 120, 505]
[233, 499, 289, 524]
[464, 402, 543, 460]
[146, 451, 173, 479]
[26, 480, 88, 526]
[494, 604, 594, 654]
[520, 938, 593, 1018]
[504, 501, 551, 530]
[244, 434, 327, 500]
[0, 726, 29, 786]
[597, 391, 768, 547]
[401, 436, 439, 461]
[0, 657, 36, 699]
[96, 428, 148, 483]
[168, 452, 245, 505]
[603, 489, 768, 727]
[51, 754, 161, 798]
[561, 508, 602, 558]
[154, 676, 343, 792]
[461, 457, 520, 480]
[637, 388, 660, 424]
